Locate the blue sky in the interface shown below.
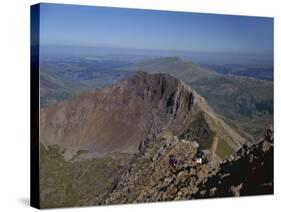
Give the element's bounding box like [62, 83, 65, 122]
[39, 3, 273, 54]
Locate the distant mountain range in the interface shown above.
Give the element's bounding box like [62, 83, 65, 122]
[40, 59, 133, 106]
[123, 56, 218, 82]
[202, 63, 273, 81]
[41, 45, 273, 66]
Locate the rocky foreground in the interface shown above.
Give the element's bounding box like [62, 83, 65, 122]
[81, 128, 273, 206]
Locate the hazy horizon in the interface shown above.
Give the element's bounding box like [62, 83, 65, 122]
[39, 44, 273, 66]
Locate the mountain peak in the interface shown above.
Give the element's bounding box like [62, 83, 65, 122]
[40, 72, 245, 159]
[130, 57, 218, 83]
[126, 70, 185, 90]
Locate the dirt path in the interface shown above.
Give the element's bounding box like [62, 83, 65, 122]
[211, 136, 218, 155]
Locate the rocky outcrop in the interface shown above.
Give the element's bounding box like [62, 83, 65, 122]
[40, 71, 245, 158]
[82, 131, 220, 205]
[81, 128, 273, 206]
[192, 127, 273, 198]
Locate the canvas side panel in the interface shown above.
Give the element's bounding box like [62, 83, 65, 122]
[30, 4, 40, 209]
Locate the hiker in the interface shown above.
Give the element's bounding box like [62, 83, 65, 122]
[196, 146, 204, 164]
[169, 154, 177, 167]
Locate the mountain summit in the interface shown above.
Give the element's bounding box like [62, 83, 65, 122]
[40, 71, 245, 159]
[127, 57, 218, 82]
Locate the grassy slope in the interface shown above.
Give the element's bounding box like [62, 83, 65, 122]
[180, 111, 238, 160]
[40, 144, 129, 208]
[234, 114, 273, 140]
[189, 75, 273, 119]
[216, 138, 234, 159]
[40, 71, 86, 106]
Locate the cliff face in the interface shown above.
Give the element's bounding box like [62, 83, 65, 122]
[40, 71, 245, 158]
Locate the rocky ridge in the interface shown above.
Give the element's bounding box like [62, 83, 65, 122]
[81, 128, 273, 205]
[82, 131, 220, 205]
